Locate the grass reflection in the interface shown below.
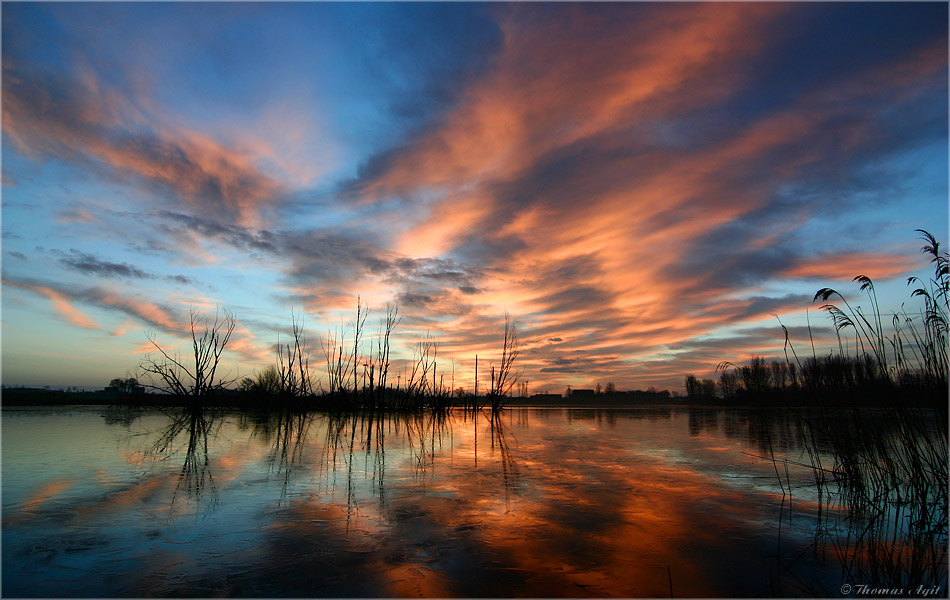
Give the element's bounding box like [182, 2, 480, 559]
[801, 406, 947, 594]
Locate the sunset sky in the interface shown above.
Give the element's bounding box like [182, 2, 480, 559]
[2, 2, 947, 393]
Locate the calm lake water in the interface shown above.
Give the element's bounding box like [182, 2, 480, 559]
[0, 405, 913, 597]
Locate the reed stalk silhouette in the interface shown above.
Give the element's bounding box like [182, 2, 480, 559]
[705, 230, 948, 407]
[274, 310, 314, 397]
[485, 312, 523, 412]
[310, 301, 521, 413]
[700, 229, 948, 592]
[138, 295, 522, 415]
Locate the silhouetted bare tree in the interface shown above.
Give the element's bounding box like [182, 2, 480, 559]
[488, 312, 523, 410]
[406, 332, 440, 397]
[140, 308, 236, 398]
[371, 302, 400, 407]
[275, 310, 314, 397]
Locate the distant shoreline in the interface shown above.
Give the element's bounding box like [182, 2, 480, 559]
[2, 388, 929, 409]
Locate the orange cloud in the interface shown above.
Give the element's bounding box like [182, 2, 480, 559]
[132, 340, 177, 356]
[352, 4, 789, 203]
[395, 193, 493, 259]
[2, 278, 264, 370]
[336, 5, 945, 391]
[57, 209, 98, 224]
[781, 252, 919, 282]
[111, 318, 138, 337]
[2, 64, 282, 229]
[5, 5, 940, 394]
[95, 292, 188, 335]
[227, 322, 273, 364]
[3, 279, 100, 329]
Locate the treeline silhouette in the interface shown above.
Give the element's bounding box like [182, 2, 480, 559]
[685, 229, 948, 410]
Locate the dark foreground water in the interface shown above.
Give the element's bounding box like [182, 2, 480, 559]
[0, 405, 937, 597]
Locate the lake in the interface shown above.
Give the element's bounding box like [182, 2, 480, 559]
[0, 405, 941, 597]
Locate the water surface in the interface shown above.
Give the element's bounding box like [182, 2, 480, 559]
[3, 406, 854, 597]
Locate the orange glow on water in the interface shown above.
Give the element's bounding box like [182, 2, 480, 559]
[4, 407, 931, 597]
[19, 480, 75, 513]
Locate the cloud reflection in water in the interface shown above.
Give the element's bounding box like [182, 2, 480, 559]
[2, 406, 847, 597]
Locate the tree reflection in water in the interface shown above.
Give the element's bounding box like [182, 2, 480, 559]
[120, 405, 943, 596]
[238, 409, 315, 506]
[488, 410, 518, 509]
[148, 407, 221, 510]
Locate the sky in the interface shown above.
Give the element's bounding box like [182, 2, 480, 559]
[2, 2, 947, 393]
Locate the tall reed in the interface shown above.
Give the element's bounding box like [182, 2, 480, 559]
[774, 231, 946, 591]
[312, 301, 522, 413]
[708, 230, 948, 408]
[697, 230, 948, 591]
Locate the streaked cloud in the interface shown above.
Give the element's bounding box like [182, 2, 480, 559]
[330, 3, 946, 389]
[55, 249, 183, 282]
[2, 276, 267, 363]
[3, 279, 100, 330]
[780, 252, 921, 282]
[1, 3, 945, 390]
[57, 209, 98, 224]
[2, 63, 284, 229]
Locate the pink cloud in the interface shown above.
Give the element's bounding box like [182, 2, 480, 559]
[92, 291, 189, 336]
[2, 64, 283, 229]
[3, 279, 100, 329]
[781, 252, 919, 282]
[57, 209, 98, 224]
[110, 318, 138, 337]
[351, 4, 789, 203]
[338, 6, 944, 391]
